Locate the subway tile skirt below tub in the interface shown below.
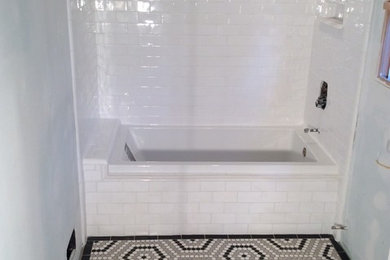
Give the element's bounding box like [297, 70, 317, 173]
[84, 163, 339, 236]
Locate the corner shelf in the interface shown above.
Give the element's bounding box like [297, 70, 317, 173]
[316, 0, 345, 29]
[319, 17, 344, 29]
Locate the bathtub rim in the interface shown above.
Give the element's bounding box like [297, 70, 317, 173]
[92, 125, 340, 178]
[106, 163, 339, 179]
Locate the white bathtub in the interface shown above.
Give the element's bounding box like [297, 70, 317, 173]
[108, 126, 337, 177]
[83, 121, 340, 236]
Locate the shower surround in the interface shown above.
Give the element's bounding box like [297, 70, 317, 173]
[67, 0, 374, 238]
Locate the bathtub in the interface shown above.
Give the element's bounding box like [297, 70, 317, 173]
[83, 121, 339, 236]
[108, 126, 337, 177]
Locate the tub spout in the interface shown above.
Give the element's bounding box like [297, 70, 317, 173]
[304, 128, 320, 134]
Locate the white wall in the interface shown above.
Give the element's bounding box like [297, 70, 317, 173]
[304, 0, 373, 173]
[0, 0, 82, 259]
[341, 1, 390, 259]
[94, 0, 315, 126]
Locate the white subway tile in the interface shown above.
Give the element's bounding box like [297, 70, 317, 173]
[326, 181, 339, 192]
[226, 182, 251, 191]
[93, 0, 315, 125]
[274, 203, 300, 213]
[213, 192, 237, 202]
[287, 192, 312, 202]
[249, 203, 275, 213]
[109, 193, 136, 203]
[224, 203, 250, 213]
[237, 192, 262, 202]
[87, 225, 99, 236]
[310, 213, 336, 224]
[325, 202, 338, 212]
[97, 182, 123, 192]
[136, 192, 162, 203]
[161, 192, 188, 203]
[248, 224, 273, 234]
[305, 4, 370, 174]
[85, 193, 100, 204]
[212, 213, 236, 224]
[300, 202, 325, 212]
[148, 203, 177, 214]
[251, 182, 276, 191]
[260, 192, 288, 202]
[149, 225, 180, 235]
[123, 181, 149, 192]
[99, 225, 125, 236]
[87, 214, 110, 225]
[83, 168, 339, 237]
[86, 203, 98, 215]
[223, 224, 248, 234]
[186, 213, 211, 224]
[235, 214, 261, 224]
[177, 203, 200, 213]
[296, 224, 322, 234]
[83, 164, 96, 171]
[201, 182, 225, 191]
[276, 182, 302, 191]
[284, 213, 311, 224]
[199, 203, 224, 213]
[188, 192, 213, 202]
[123, 204, 148, 214]
[97, 204, 123, 215]
[312, 192, 338, 202]
[273, 224, 297, 234]
[301, 181, 327, 191]
[135, 214, 167, 225]
[85, 182, 97, 192]
[110, 214, 136, 225]
[149, 181, 181, 191]
[260, 213, 285, 224]
[197, 224, 224, 234]
[84, 170, 102, 181]
[125, 225, 149, 235]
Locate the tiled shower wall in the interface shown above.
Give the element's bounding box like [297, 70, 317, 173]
[69, 0, 100, 154]
[303, 0, 373, 239]
[304, 0, 373, 173]
[94, 0, 316, 125]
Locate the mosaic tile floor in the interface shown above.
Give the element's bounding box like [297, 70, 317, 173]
[81, 235, 349, 260]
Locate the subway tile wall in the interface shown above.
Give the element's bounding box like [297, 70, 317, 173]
[84, 162, 339, 236]
[304, 0, 373, 173]
[70, 0, 100, 154]
[94, 0, 316, 125]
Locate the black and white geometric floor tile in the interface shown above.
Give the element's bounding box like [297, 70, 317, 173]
[81, 235, 349, 260]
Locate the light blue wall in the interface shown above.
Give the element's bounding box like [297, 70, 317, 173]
[0, 0, 82, 259]
[342, 1, 390, 259]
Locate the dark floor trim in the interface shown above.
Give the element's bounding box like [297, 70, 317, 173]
[329, 237, 350, 260]
[81, 241, 93, 259]
[85, 233, 332, 242]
